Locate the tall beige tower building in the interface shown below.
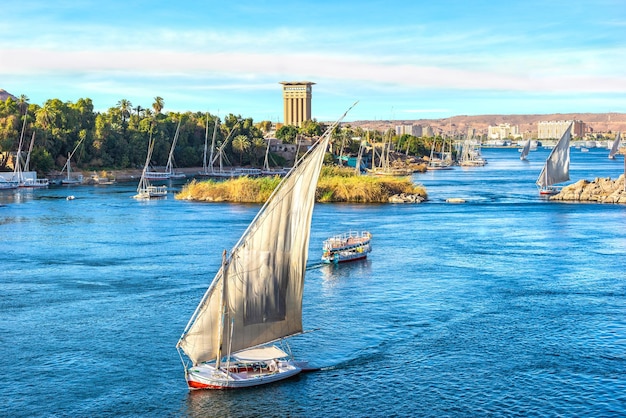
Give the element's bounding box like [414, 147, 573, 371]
[280, 81, 314, 127]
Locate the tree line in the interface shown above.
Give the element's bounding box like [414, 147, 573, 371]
[0, 95, 435, 175]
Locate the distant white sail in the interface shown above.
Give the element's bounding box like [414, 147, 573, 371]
[609, 132, 621, 159]
[520, 139, 531, 160]
[536, 124, 571, 190]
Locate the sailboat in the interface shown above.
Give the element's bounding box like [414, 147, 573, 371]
[519, 139, 531, 161]
[370, 132, 412, 176]
[61, 138, 85, 185]
[145, 119, 185, 180]
[536, 123, 572, 195]
[134, 130, 167, 199]
[176, 103, 356, 390]
[458, 136, 486, 167]
[608, 132, 621, 160]
[10, 110, 49, 187]
[21, 132, 49, 187]
[427, 138, 453, 170]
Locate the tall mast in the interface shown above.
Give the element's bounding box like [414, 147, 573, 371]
[24, 132, 35, 172]
[202, 113, 209, 173]
[209, 119, 218, 174]
[13, 110, 28, 182]
[166, 119, 182, 174]
[263, 139, 271, 171]
[215, 250, 229, 369]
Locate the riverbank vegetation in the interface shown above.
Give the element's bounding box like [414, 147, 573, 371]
[0, 94, 444, 177]
[176, 166, 427, 203]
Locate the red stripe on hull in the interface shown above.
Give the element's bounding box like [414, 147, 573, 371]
[188, 380, 230, 390]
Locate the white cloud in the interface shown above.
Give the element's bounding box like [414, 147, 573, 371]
[2, 47, 625, 96]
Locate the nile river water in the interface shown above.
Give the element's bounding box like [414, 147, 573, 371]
[1, 147, 625, 417]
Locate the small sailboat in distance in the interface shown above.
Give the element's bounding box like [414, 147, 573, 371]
[134, 130, 167, 199]
[519, 139, 531, 161]
[176, 103, 357, 390]
[61, 137, 85, 185]
[609, 132, 621, 160]
[536, 123, 572, 195]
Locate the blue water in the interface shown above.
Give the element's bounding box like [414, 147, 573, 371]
[1, 147, 625, 417]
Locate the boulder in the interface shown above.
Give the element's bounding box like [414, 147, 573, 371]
[551, 176, 626, 204]
[388, 193, 425, 203]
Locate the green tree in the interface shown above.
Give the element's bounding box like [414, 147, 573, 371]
[276, 125, 298, 143]
[232, 134, 250, 165]
[17, 94, 29, 115]
[30, 146, 54, 174]
[256, 120, 272, 133]
[300, 119, 323, 137]
[117, 99, 132, 126]
[152, 96, 164, 115]
[251, 137, 267, 166]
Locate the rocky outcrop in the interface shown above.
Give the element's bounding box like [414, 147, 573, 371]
[550, 175, 626, 203]
[388, 193, 426, 203]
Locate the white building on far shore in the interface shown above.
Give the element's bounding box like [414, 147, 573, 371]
[537, 120, 586, 139]
[488, 123, 521, 140]
[395, 124, 422, 137]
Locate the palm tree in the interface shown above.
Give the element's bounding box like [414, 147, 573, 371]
[232, 134, 250, 165]
[117, 99, 132, 124]
[35, 103, 58, 151]
[35, 103, 56, 131]
[251, 137, 266, 166]
[17, 94, 29, 115]
[152, 96, 164, 115]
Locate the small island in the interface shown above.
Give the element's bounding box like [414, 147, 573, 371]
[550, 175, 626, 203]
[175, 166, 427, 203]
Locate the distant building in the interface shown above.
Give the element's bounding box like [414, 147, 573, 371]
[266, 137, 313, 163]
[422, 126, 435, 137]
[395, 124, 422, 137]
[280, 81, 314, 127]
[488, 123, 521, 140]
[537, 120, 586, 139]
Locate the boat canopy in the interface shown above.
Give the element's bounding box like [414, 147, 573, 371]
[233, 346, 289, 362]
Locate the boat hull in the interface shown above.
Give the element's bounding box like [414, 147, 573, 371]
[322, 252, 368, 264]
[539, 188, 560, 196]
[186, 361, 302, 390]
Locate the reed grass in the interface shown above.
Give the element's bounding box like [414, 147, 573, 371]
[176, 176, 282, 203]
[176, 166, 426, 203]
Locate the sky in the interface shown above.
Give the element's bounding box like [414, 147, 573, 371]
[1, 0, 625, 123]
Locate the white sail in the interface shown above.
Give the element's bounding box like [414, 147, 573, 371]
[177, 107, 352, 365]
[609, 132, 621, 159]
[520, 139, 531, 160]
[536, 124, 571, 189]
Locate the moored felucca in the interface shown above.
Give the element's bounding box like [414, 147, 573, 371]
[134, 130, 167, 199]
